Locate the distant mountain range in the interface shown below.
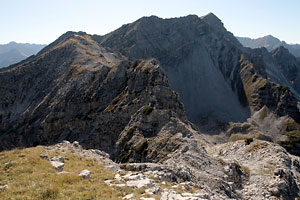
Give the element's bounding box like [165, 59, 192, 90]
[237, 35, 300, 57]
[0, 42, 46, 68]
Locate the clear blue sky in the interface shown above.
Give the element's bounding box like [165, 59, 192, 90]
[1, 0, 299, 44]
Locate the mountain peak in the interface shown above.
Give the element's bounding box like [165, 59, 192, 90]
[272, 45, 289, 54]
[271, 45, 295, 61]
[37, 31, 88, 56]
[261, 35, 281, 43]
[139, 15, 160, 20]
[202, 12, 219, 18]
[264, 34, 276, 38]
[201, 12, 224, 29]
[135, 15, 161, 25]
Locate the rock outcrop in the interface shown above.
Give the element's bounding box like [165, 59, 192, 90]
[79, 169, 91, 179]
[209, 140, 300, 199]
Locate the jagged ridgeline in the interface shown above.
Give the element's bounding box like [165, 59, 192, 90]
[2, 13, 300, 199]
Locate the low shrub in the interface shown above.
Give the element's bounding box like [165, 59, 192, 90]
[241, 165, 250, 175]
[39, 188, 59, 200]
[136, 141, 148, 156]
[245, 138, 253, 145]
[229, 134, 247, 142]
[142, 105, 153, 115]
[247, 142, 269, 152]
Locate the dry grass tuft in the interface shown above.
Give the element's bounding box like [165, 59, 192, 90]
[229, 134, 248, 142]
[241, 165, 251, 175]
[246, 142, 269, 153]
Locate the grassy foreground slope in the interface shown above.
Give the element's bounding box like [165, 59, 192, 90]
[0, 144, 145, 200]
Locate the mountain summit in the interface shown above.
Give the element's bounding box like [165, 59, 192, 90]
[201, 12, 224, 29]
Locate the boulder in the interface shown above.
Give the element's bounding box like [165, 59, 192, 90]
[72, 141, 80, 148]
[140, 198, 155, 200]
[105, 165, 119, 171]
[145, 186, 161, 195]
[40, 154, 48, 159]
[79, 169, 91, 179]
[50, 156, 65, 163]
[126, 178, 154, 188]
[50, 161, 64, 172]
[122, 193, 134, 199]
[0, 185, 8, 191]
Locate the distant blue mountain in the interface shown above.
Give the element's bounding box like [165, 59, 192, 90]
[0, 42, 46, 68]
[237, 35, 300, 57]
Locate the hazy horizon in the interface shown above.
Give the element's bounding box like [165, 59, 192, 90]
[1, 0, 300, 45]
